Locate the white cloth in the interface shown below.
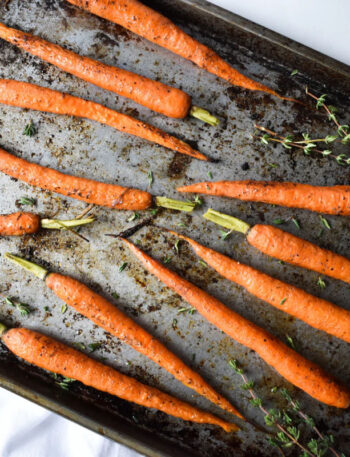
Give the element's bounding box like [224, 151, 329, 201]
[0, 389, 143, 457]
[2, 2, 349, 457]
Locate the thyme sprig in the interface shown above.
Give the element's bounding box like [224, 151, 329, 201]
[254, 125, 350, 167]
[4, 296, 31, 317]
[305, 88, 350, 142]
[228, 360, 345, 457]
[280, 388, 343, 457]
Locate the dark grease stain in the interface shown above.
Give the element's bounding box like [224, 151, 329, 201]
[167, 152, 191, 179]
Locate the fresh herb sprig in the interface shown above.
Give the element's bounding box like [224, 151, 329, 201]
[280, 388, 344, 457]
[254, 125, 350, 167]
[4, 297, 31, 317]
[228, 359, 345, 457]
[305, 88, 350, 142]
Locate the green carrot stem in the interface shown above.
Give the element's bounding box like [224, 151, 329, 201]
[156, 196, 195, 212]
[190, 106, 220, 127]
[203, 209, 250, 234]
[40, 217, 95, 230]
[0, 322, 8, 337]
[5, 253, 48, 280]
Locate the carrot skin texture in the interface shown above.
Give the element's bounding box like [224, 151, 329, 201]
[66, 0, 282, 98]
[247, 225, 350, 285]
[0, 22, 191, 119]
[2, 328, 237, 432]
[0, 147, 152, 210]
[173, 232, 350, 344]
[0, 212, 40, 236]
[122, 238, 350, 408]
[45, 273, 242, 418]
[177, 180, 350, 216]
[0, 79, 207, 160]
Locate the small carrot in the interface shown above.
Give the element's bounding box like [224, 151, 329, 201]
[0, 79, 208, 160]
[66, 0, 296, 102]
[0, 146, 152, 210]
[121, 237, 350, 408]
[167, 229, 350, 344]
[5, 253, 242, 419]
[0, 212, 94, 236]
[178, 180, 350, 216]
[203, 208, 350, 285]
[0, 323, 237, 432]
[0, 23, 218, 125]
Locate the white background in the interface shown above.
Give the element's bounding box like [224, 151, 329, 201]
[1, 1, 349, 457]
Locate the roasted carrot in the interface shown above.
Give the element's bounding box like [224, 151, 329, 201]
[168, 230, 350, 344]
[0, 211, 94, 236]
[0, 147, 152, 210]
[0, 23, 217, 125]
[178, 180, 350, 216]
[0, 79, 208, 160]
[121, 237, 350, 408]
[5, 253, 242, 419]
[66, 0, 295, 101]
[0, 324, 237, 432]
[204, 209, 350, 285]
[0, 212, 40, 236]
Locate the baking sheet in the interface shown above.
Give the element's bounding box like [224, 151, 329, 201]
[0, 0, 350, 456]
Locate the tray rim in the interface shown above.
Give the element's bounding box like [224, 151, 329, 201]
[1, 1, 350, 457]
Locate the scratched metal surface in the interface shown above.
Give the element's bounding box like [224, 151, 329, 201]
[0, 0, 350, 456]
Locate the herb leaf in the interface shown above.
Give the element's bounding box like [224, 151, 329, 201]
[147, 171, 153, 187]
[119, 262, 127, 273]
[23, 120, 37, 137]
[17, 196, 36, 207]
[319, 215, 331, 230]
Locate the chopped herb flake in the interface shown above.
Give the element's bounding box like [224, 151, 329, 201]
[119, 262, 127, 273]
[17, 196, 36, 207]
[23, 120, 37, 137]
[61, 303, 68, 314]
[317, 277, 326, 289]
[319, 215, 331, 230]
[148, 171, 153, 187]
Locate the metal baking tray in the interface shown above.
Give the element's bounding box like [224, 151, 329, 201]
[0, 1, 350, 456]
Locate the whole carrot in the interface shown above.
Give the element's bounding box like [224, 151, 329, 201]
[65, 0, 295, 101]
[168, 230, 350, 344]
[5, 253, 242, 419]
[0, 212, 94, 236]
[0, 79, 208, 160]
[0, 23, 217, 125]
[204, 209, 350, 285]
[121, 237, 350, 408]
[178, 180, 350, 216]
[0, 324, 237, 432]
[0, 147, 152, 210]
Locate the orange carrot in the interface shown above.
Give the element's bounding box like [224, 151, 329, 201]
[0, 325, 237, 432]
[5, 253, 242, 419]
[0, 147, 152, 210]
[178, 180, 350, 216]
[0, 212, 40, 235]
[203, 208, 350, 285]
[0, 79, 207, 160]
[169, 230, 350, 344]
[0, 22, 193, 119]
[0, 212, 95, 236]
[65, 0, 296, 101]
[247, 224, 350, 285]
[121, 237, 350, 408]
